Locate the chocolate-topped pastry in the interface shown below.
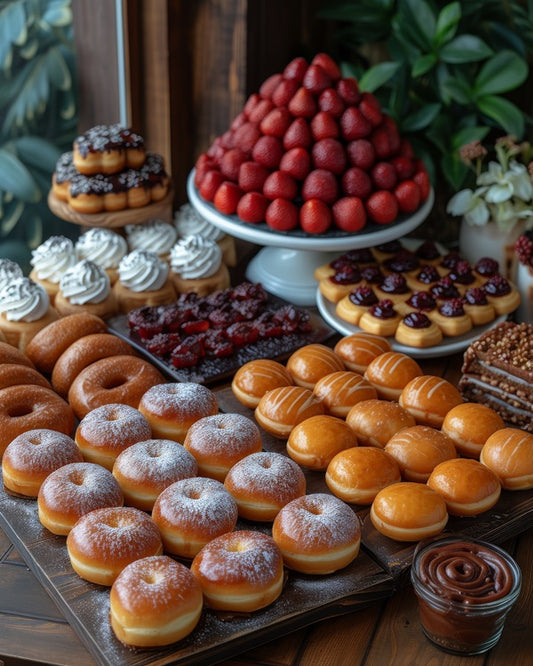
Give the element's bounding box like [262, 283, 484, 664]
[52, 152, 77, 200]
[73, 124, 146, 175]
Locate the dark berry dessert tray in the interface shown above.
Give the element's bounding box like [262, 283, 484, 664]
[107, 282, 335, 384]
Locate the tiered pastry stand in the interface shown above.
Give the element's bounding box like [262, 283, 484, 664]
[187, 170, 434, 306]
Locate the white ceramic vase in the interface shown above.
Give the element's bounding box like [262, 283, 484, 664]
[459, 218, 525, 278]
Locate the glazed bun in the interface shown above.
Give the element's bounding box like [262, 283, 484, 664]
[231, 359, 294, 409]
[312, 371, 377, 418]
[398, 375, 463, 428]
[333, 332, 392, 374]
[480, 428, 533, 490]
[286, 414, 357, 470]
[427, 458, 501, 516]
[364, 351, 423, 400]
[441, 402, 505, 458]
[286, 344, 345, 389]
[255, 385, 325, 439]
[370, 482, 448, 541]
[346, 399, 415, 449]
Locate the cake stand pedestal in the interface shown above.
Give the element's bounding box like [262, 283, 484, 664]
[187, 171, 434, 306]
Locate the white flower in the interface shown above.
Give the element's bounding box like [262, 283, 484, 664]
[447, 188, 490, 226]
[477, 159, 533, 204]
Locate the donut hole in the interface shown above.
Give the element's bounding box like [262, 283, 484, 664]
[227, 540, 250, 553]
[69, 471, 86, 486]
[8, 404, 34, 418]
[102, 376, 128, 391]
[305, 505, 323, 516]
[184, 488, 203, 500]
[260, 459, 273, 469]
[141, 572, 160, 585]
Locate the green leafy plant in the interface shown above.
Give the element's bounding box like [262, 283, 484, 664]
[319, 0, 532, 194]
[0, 0, 78, 268]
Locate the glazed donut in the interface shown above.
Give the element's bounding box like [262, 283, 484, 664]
[231, 359, 294, 409]
[286, 344, 345, 389]
[0, 363, 51, 390]
[183, 413, 262, 481]
[441, 402, 505, 458]
[384, 425, 457, 482]
[66, 506, 163, 586]
[325, 447, 401, 505]
[333, 332, 392, 374]
[224, 451, 306, 521]
[112, 439, 198, 511]
[75, 403, 152, 470]
[152, 476, 238, 558]
[0, 340, 35, 368]
[272, 493, 361, 574]
[398, 375, 463, 428]
[110, 555, 203, 647]
[190, 530, 284, 612]
[370, 482, 448, 541]
[346, 399, 416, 449]
[363, 351, 423, 400]
[2, 429, 83, 497]
[25, 312, 107, 374]
[0, 384, 75, 459]
[38, 462, 123, 535]
[312, 371, 377, 418]
[51, 333, 136, 397]
[138, 382, 219, 443]
[480, 428, 533, 490]
[286, 414, 357, 470]
[68, 355, 165, 420]
[427, 458, 501, 516]
[254, 385, 325, 439]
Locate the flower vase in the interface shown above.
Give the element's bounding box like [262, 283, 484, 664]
[514, 262, 533, 324]
[459, 219, 525, 278]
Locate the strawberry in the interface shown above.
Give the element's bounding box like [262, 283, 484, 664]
[359, 92, 383, 127]
[380, 115, 401, 153]
[370, 126, 393, 159]
[300, 198, 332, 234]
[311, 53, 342, 81]
[310, 111, 340, 140]
[391, 156, 415, 180]
[206, 137, 225, 163]
[243, 93, 261, 118]
[318, 88, 345, 118]
[312, 138, 347, 175]
[238, 161, 270, 192]
[398, 138, 415, 158]
[272, 78, 299, 107]
[394, 179, 421, 213]
[230, 112, 247, 131]
[336, 77, 361, 105]
[260, 73, 283, 99]
[232, 121, 261, 153]
[265, 198, 299, 231]
[332, 196, 367, 232]
[199, 169, 225, 201]
[248, 98, 274, 123]
[283, 57, 308, 82]
[366, 190, 399, 224]
[252, 135, 283, 169]
[302, 169, 339, 204]
[340, 106, 372, 141]
[194, 154, 214, 188]
[279, 147, 311, 180]
[341, 166, 372, 199]
[303, 64, 334, 94]
[213, 181, 243, 215]
[288, 87, 317, 118]
[283, 117, 312, 150]
[260, 107, 292, 137]
[346, 139, 375, 170]
[414, 158, 428, 174]
[263, 170, 298, 201]
[220, 147, 248, 181]
[413, 170, 431, 201]
[237, 191, 269, 223]
[371, 161, 397, 190]
[219, 130, 234, 149]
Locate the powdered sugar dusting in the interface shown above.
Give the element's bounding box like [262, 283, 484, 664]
[113, 438, 198, 485]
[140, 382, 218, 418]
[185, 413, 261, 455]
[76, 403, 151, 450]
[225, 452, 305, 502]
[4, 428, 81, 470]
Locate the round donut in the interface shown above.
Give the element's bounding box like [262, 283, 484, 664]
[224, 451, 306, 521]
[441, 402, 505, 458]
[231, 359, 294, 409]
[346, 399, 416, 449]
[112, 439, 198, 511]
[38, 462, 124, 535]
[370, 482, 448, 541]
[0, 340, 35, 368]
[286, 414, 357, 470]
[333, 332, 392, 374]
[272, 493, 361, 575]
[0, 384, 75, 459]
[75, 403, 152, 470]
[66, 506, 163, 585]
[190, 530, 284, 612]
[68, 355, 165, 420]
[363, 351, 423, 400]
[398, 375, 463, 428]
[480, 428, 533, 490]
[138, 382, 219, 443]
[254, 385, 325, 439]
[0, 363, 51, 390]
[2, 429, 83, 497]
[52, 333, 136, 397]
[25, 312, 107, 374]
[183, 413, 262, 481]
[152, 476, 238, 558]
[325, 447, 401, 505]
[312, 371, 377, 418]
[286, 344, 345, 389]
[110, 555, 203, 647]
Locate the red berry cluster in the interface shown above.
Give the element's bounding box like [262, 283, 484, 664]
[194, 53, 430, 235]
[515, 234, 533, 267]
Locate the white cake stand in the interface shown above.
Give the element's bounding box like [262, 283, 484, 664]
[187, 170, 434, 305]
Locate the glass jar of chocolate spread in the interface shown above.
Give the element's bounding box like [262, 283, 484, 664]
[411, 536, 521, 655]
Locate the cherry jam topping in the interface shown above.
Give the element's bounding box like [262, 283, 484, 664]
[440, 251, 461, 269]
[331, 264, 362, 285]
[369, 299, 397, 319]
[439, 298, 465, 317]
[384, 250, 419, 273]
[449, 260, 475, 284]
[404, 312, 431, 329]
[463, 287, 488, 305]
[376, 240, 403, 254]
[484, 275, 511, 296]
[349, 286, 378, 306]
[416, 265, 440, 284]
[330, 256, 354, 271]
[379, 273, 409, 294]
[360, 265, 383, 283]
[343, 248, 375, 264]
[406, 291, 436, 310]
[415, 240, 441, 261]
[475, 257, 500, 276]
[430, 276, 460, 300]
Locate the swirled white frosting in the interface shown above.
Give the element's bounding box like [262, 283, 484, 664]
[59, 259, 110, 305]
[170, 234, 222, 279]
[125, 219, 177, 257]
[30, 235, 77, 283]
[118, 249, 169, 292]
[75, 228, 128, 270]
[0, 259, 23, 291]
[174, 203, 225, 242]
[0, 277, 50, 322]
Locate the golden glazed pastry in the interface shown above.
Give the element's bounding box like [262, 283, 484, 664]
[286, 344, 345, 389]
[346, 398, 416, 448]
[363, 351, 423, 400]
[231, 359, 294, 409]
[312, 370, 377, 418]
[286, 414, 358, 470]
[441, 402, 505, 458]
[254, 385, 325, 439]
[333, 332, 392, 374]
[480, 428, 533, 490]
[398, 375, 463, 428]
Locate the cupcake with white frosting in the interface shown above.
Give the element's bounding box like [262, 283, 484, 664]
[174, 203, 237, 266]
[169, 234, 230, 297]
[113, 249, 177, 313]
[0, 259, 23, 292]
[0, 277, 59, 350]
[125, 219, 178, 262]
[75, 228, 128, 284]
[29, 235, 77, 304]
[55, 259, 117, 319]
